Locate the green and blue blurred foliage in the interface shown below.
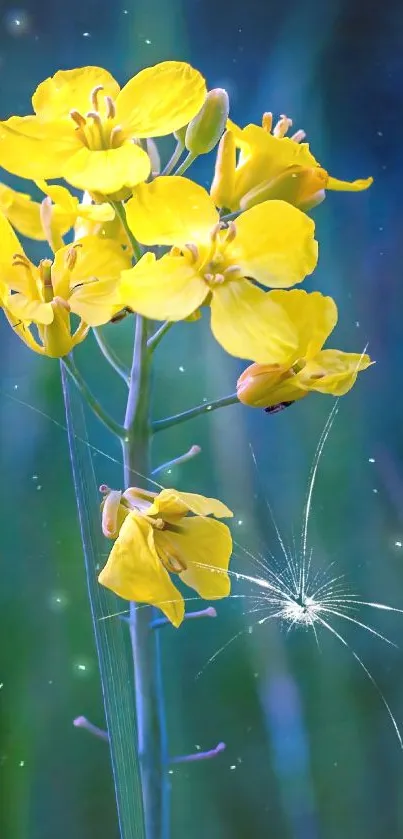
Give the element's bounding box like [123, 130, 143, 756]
[1, 0, 403, 837]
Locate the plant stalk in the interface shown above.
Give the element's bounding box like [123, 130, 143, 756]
[123, 315, 170, 839]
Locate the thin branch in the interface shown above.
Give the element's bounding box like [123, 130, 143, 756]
[152, 394, 239, 433]
[62, 354, 125, 438]
[147, 321, 174, 352]
[174, 151, 197, 177]
[161, 140, 185, 176]
[150, 606, 217, 629]
[73, 716, 109, 741]
[170, 742, 226, 764]
[111, 201, 142, 262]
[152, 444, 201, 476]
[93, 327, 130, 385]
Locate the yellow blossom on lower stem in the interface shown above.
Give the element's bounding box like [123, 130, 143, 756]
[98, 484, 234, 627]
[211, 114, 373, 212]
[0, 180, 115, 243]
[120, 175, 317, 363]
[236, 289, 373, 409]
[0, 212, 129, 357]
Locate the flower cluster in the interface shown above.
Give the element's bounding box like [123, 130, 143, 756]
[0, 61, 373, 622]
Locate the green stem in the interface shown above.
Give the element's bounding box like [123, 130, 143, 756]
[147, 321, 174, 353]
[123, 316, 170, 839]
[93, 327, 130, 385]
[62, 354, 125, 438]
[60, 363, 147, 839]
[174, 151, 197, 176]
[152, 393, 239, 433]
[111, 201, 142, 262]
[161, 140, 185, 176]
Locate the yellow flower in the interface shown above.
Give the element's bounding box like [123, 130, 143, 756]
[0, 62, 206, 194]
[211, 113, 373, 212]
[98, 484, 233, 627]
[0, 212, 129, 356]
[0, 180, 114, 242]
[120, 176, 318, 362]
[237, 289, 373, 408]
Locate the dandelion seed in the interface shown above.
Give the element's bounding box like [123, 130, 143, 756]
[196, 398, 403, 747]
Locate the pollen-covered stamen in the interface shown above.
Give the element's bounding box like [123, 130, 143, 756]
[52, 295, 71, 311]
[90, 85, 104, 111]
[273, 115, 293, 138]
[110, 125, 123, 148]
[105, 96, 116, 119]
[12, 253, 31, 268]
[223, 264, 241, 277]
[262, 112, 273, 132]
[210, 221, 222, 242]
[225, 221, 237, 243]
[185, 243, 199, 263]
[70, 109, 87, 128]
[158, 541, 187, 574]
[291, 129, 306, 143]
[65, 243, 82, 271]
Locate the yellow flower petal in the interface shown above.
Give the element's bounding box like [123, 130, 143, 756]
[61, 142, 151, 193]
[116, 61, 206, 138]
[0, 210, 25, 262]
[7, 293, 54, 325]
[0, 183, 44, 240]
[148, 489, 233, 519]
[126, 177, 218, 247]
[299, 349, 373, 395]
[98, 513, 185, 627]
[53, 236, 130, 289]
[268, 289, 338, 358]
[227, 200, 318, 288]
[0, 116, 80, 179]
[155, 517, 232, 599]
[121, 253, 207, 321]
[210, 279, 297, 363]
[326, 176, 373, 192]
[32, 67, 120, 120]
[70, 277, 122, 326]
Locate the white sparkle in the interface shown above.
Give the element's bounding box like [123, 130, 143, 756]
[230, 764, 236, 770]
[145, 38, 152, 44]
[13, 384, 18, 390]
[178, 365, 185, 372]
[206, 405, 212, 411]
[373, 488, 378, 494]
[237, 520, 243, 526]
[369, 457, 375, 463]
[77, 664, 86, 671]
[395, 541, 402, 548]
[166, 468, 172, 474]
[82, 31, 91, 37]
[36, 485, 42, 491]
[0, 683, 3, 689]
[19, 760, 25, 767]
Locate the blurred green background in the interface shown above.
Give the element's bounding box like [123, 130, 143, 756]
[1, 0, 403, 837]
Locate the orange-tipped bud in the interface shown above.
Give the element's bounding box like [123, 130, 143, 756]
[240, 166, 329, 212]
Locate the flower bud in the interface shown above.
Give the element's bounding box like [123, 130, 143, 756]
[240, 166, 328, 212]
[210, 130, 236, 209]
[185, 89, 229, 155]
[237, 363, 286, 407]
[173, 125, 187, 145]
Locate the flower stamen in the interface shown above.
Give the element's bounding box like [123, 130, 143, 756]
[105, 96, 116, 119]
[70, 109, 87, 128]
[90, 85, 104, 111]
[185, 243, 199, 263]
